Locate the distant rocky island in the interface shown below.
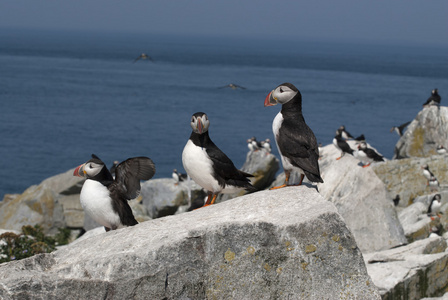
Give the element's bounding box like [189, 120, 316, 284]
[1, 106, 448, 299]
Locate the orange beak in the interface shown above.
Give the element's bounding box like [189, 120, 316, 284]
[73, 164, 86, 177]
[264, 91, 277, 107]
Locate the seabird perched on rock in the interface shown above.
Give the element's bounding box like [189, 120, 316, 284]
[264, 82, 323, 188]
[421, 164, 435, 181]
[423, 89, 441, 106]
[333, 129, 354, 160]
[427, 194, 442, 219]
[172, 169, 188, 185]
[437, 145, 447, 155]
[428, 176, 440, 192]
[261, 139, 271, 153]
[73, 154, 156, 231]
[390, 121, 411, 137]
[338, 125, 354, 140]
[392, 195, 400, 206]
[182, 112, 256, 207]
[133, 53, 154, 63]
[109, 160, 120, 176]
[218, 83, 246, 90]
[356, 142, 384, 168]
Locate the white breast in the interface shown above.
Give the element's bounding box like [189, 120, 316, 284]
[272, 112, 303, 175]
[80, 180, 122, 229]
[182, 140, 222, 193]
[357, 150, 371, 163]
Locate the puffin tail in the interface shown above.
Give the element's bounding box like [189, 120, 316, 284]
[304, 171, 324, 183]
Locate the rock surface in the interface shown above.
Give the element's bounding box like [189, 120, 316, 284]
[365, 235, 448, 299]
[398, 201, 441, 243]
[0, 168, 84, 234]
[394, 106, 448, 159]
[317, 142, 407, 253]
[0, 187, 380, 300]
[373, 154, 448, 207]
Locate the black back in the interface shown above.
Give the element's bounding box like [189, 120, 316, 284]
[189, 131, 256, 191]
[277, 93, 323, 183]
[335, 131, 354, 155]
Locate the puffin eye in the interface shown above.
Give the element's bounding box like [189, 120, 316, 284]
[279, 88, 284, 93]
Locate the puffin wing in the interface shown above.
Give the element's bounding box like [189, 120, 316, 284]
[114, 157, 156, 199]
[277, 120, 322, 180]
[206, 143, 252, 187]
[364, 148, 384, 161]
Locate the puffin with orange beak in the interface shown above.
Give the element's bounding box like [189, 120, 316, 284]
[73, 154, 155, 231]
[182, 112, 256, 207]
[265, 83, 323, 189]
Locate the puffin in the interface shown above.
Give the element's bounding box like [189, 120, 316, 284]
[133, 53, 154, 63]
[427, 194, 442, 219]
[392, 195, 400, 206]
[428, 176, 440, 192]
[264, 83, 323, 188]
[73, 154, 156, 231]
[218, 83, 246, 90]
[421, 164, 435, 181]
[261, 138, 272, 153]
[182, 112, 256, 207]
[109, 160, 120, 176]
[390, 121, 411, 137]
[338, 125, 354, 140]
[437, 145, 447, 155]
[423, 89, 441, 106]
[333, 129, 354, 160]
[357, 142, 384, 167]
[172, 169, 188, 185]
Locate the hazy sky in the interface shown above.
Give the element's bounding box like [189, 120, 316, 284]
[1, 1, 447, 46]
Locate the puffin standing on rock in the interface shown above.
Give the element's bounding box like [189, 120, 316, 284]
[333, 129, 354, 160]
[264, 83, 323, 189]
[74, 154, 156, 231]
[182, 112, 256, 207]
[357, 142, 384, 167]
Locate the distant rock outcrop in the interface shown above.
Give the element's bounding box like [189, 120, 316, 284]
[317, 142, 407, 253]
[394, 106, 448, 159]
[0, 188, 380, 299]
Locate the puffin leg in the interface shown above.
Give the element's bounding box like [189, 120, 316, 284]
[290, 174, 305, 186]
[336, 152, 343, 160]
[210, 194, 218, 205]
[200, 192, 216, 208]
[362, 163, 371, 168]
[270, 170, 290, 190]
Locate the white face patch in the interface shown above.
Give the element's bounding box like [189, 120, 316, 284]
[191, 114, 210, 134]
[84, 162, 103, 178]
[271, 85, 297, 105]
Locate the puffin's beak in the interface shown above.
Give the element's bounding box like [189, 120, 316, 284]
[73, 163, 86, 177]
[264, 91, 277, 107]
[197, 118, 203, 135]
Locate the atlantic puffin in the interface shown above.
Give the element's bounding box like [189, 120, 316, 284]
[172, 169, 188, 185]
[428, 176, 440, 192]
[357, 142, 384, 167]
[338, 125, 354, 140]
[423, 89, 441, 106]
[264, 83, 323, 188]
[261, 138, 272, 153]
[73, 154, 156, 231]
[133, 53, 153, 63]
[182, 112, 256, 207]
[427, 194, 442, 219]
[437, 145, 447, 155]
[421, 164, 435, 181]
[390, 121, 411, 137]
[333, 129, 354, 160]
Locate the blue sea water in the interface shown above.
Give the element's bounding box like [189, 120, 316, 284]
[1, 29, 447, 198]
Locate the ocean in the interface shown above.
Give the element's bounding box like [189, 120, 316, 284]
[1, 28, 447, 198]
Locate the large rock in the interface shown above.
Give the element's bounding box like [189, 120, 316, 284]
[365, 235, 448, 299]
[317, 142, 407, 253]
[394, 106, 448, 159]
[0, 168, 84, 234]
[0, 187, 380, 299]
[373, 155, 448, 207]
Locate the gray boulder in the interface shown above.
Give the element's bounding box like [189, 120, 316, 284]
[317, 142, 407, 253]
[365, 235, 448, 299]
[373, 155, 448, 207]
[0, 187, 380, 299]
[0, 168, 84, 234]
[394, 106, 448, 159]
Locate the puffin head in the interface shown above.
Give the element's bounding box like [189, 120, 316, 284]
[190, 112, 210, 135]
[264, 83, 299, 107]
[73, 154, 106, 179]
[358, 142, 367, 150]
